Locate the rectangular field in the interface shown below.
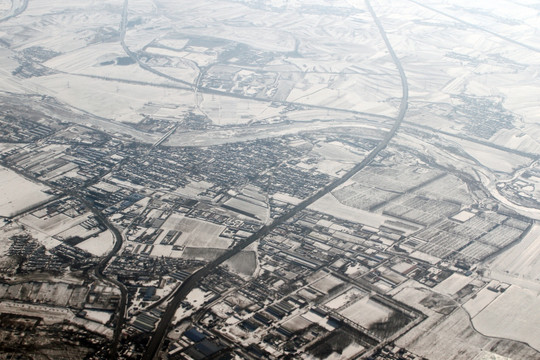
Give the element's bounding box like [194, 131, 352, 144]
[0, 166, 53, 217]
[339, 297, 393, 328]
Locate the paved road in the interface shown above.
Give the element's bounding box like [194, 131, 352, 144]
[0, 166, 128, 358]
[117, 0, 394, 123]
[406, 0, 540, 54]
[0, 0, 28, 23]
[86, 201, 128, 359]
[141, 0, 409, 358]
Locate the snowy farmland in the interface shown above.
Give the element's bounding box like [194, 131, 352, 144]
[339, 297, 393, 328]
[0, 165, 53, 217]
[487, 224, 540, 288]
[160, 215, 231, 249]
[1, 0, 540, 358]
[472, 285, 540, 351]
[76, 231, 114, 257]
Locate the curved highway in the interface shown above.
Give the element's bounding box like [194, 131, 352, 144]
[141, 0, 409, 358]
[0, 0, 28, 23]
[67, 195, 127, 359]
[88, 204, 128, 359]
[118, 0, 396, 123]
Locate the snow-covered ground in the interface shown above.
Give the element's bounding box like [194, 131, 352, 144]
[0, 166, 53, 217]
[487, 224, 540, 289]
[76, 230, 114, 257]
[463, 285, 500, 318]
[339, 297, 393, 328]
[309, 193, 390, 229]
[472, 285, 540, 351]
[433, 273, 472, 296]
[83, 309, 112, 324]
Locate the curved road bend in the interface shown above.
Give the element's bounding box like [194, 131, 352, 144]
[79, 198, 128, 359]
[1, 162, 127, 358]
[119, 0, 394, 123]
[0, 0, 28, 23]
[406, 0, 540, 54]
[142, 1, 408, 359]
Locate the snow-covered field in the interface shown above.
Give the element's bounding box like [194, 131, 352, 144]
[371, 0, 540, 156]
[0, 166, 53, 217]
[472, 351, 511, 360]
[83, 309, 112, 324]
[487, 224, 540, 287]
[310, 273, 344, 294]
[433, 273, 472, 296]
[309, 193, 390, 229]
[463, 285, 501, 318]
[19, 211, 91, 239]
[453, 138, 532, 173]
[28, 73, 195, 124]
[323, 343, 365, 360]
[199, 93, 281, 126]
[339, 297, 392, 328]
[472, 285, 540, 351]
[325, 287, 366, 310]
[160, 215, 231, 249]
[76, 230, 114, 257]
[281, 315, 312, 332]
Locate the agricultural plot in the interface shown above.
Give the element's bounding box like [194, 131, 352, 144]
[472, 351, 512, 360]
[331, 158, 467, 226]
[0, 0, 412, 138]
[352, 163, 443, 194]
[333, 161, 445, 211]
[287, 72, 400, 116]
[452, 210, 475, 222]
[309, 194, 391, 230]
[458, 242, 499, 262]
[415, 173, 473, 205]
[19, 209, 99, 242]
[339, 297, 393, 329]
[325, 287, 367, 310]
[453, 138, 532, 173]
[9, 144, 68, 172]
[223, 251, 257, 276]
[281, 315, 313, 332]
[472, 285, 540, 351]
[310, 274, 344, 294]
[160, 215, 231, 249]
[223, 185, 269, 222]
[476, 225, 523, 249]
[382, 195, 461, 226]
[377, 267, 408, 288]
[76, 231, 114, 257]
[433, 273, 472, 296]
[312, 141, 367, 163]
[411, 210, 528, 261]
[463, 286, 501, 318]
[30, 73, 196, 124]
[199, 93, 281, 126]
[487, 224, 540, 284]
[373, 0, 540, 155]
[0, 165, 53, 217]
[398, 306, 539, 360]
[311, 140, 369, 177]
[1, 0, 210, 124]
[181, 247, 226, 262]
[333, 184, 397, 211]
[0, 282, 88, 308]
